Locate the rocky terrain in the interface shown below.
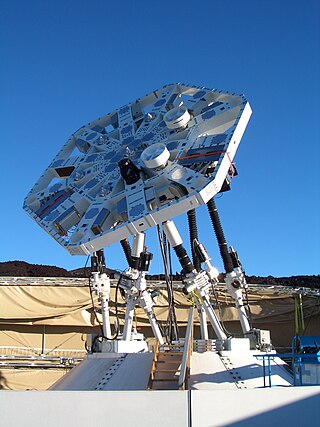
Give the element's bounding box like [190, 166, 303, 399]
[0, 261, 73, 277]
[0, 261, 319, 288]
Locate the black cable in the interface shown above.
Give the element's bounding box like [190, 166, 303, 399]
[120, 238, 134, 268]
[83, 254, 90, 277]
[167, 236, 171, 276]
[187, 209, 201, 272]
[162, 231, 168, 265]
[111, 274, 122, 341]
[207, 198, 234, 274]
[244, 287, 253, 329]
[158, 226, 172, 342]
[166, 235, 179, 340]
[173, 244, 194, 275]
[157, 224, 179, 343]
[207, 199, 253, 332]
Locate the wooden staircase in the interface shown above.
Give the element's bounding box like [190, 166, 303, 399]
[148, 307, 194, 391]
[148, 344, 184, 390]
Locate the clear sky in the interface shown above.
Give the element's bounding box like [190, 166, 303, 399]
[1, 0, 319, 277]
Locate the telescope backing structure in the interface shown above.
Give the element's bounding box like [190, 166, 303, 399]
[23, 83, 251, 256]
[23, 82, 257, 350]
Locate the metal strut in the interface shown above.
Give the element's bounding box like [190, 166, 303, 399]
[187, 209, 201, 272]
[207, 197, 251, 334]
[207, 198, 234, 274]
[120, 238, 133, 268]
[90, 250, 112, 340]
[162, 220, 227, 341]
[119, 232, 164, 345]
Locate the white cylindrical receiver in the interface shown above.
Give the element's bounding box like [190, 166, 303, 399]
[141, 143, 170, 169]
[131, 232, 145, 258]
[162, 220, 183, 247]
[164, 105, 190, 129]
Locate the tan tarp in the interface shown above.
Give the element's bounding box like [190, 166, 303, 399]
[0, 369, 66, 390]
[0, 279, 319, 390]
[1, 285, 94, 326]
[1, 283, 319, 326]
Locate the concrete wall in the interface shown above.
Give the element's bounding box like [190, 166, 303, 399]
[1, 387, 320, 427]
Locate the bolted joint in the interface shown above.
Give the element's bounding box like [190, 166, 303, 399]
[183, 270, 209, 295]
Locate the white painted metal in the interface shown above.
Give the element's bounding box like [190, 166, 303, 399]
[50, 352, 153, 391]
[122, 283, 163, 345]
[191, 387, 320, 427]
[190, 349, 293, 391]
[196, 303, 209, 340]
[163, 105, 191, 129]
[91, 271, 111, 339]
[1, 388, 319, 427]
[163, 218, 227, 340]
[141, 143, 170, 169]
[223, 337, 250, 352]
[119, 231, 164, 345]
[23, 83, 251, 256]
[178, 307, 194, 389]
[162, 219, 183, 247]
[101, 339, 148, 353]
[196, 291, 227, 341]
[131, 232, 144, 258]
[225, 269, 251, 334]
[123, 297, 135, 341]
[140, 289, 164, 344]
[0, 390, 190, 427]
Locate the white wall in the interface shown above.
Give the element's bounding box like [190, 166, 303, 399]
[1, 387, 320, 427]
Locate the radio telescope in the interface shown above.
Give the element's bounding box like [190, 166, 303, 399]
[24, 83, 251, 256]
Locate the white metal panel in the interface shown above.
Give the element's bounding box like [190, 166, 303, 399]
[219, 350, 293, 388]
[24, 83, 251, 255]
[1, 387, 319, 427]
[190, 352, 239, 390]
[50, 352, 153, 391]
[0, 390, 189, 427]
[50, 353, 123, 390]
[102, 352, 153, 390]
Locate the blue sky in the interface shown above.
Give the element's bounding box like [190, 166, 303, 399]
[1, 0, 319, 277]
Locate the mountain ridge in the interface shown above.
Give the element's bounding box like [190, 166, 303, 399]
[0, 260, 319, 288]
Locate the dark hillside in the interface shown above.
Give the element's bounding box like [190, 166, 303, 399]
[0, 260, 318, 288]
[0, 261, 72, 277]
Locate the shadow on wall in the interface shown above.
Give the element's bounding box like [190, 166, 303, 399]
[227, 393, 320, 426]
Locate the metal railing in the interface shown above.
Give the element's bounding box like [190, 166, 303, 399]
[148, 341, 159, 389]
[0, 353, 84, 369]
[254, 352, 320, 387]
[178, 307, 194, 390]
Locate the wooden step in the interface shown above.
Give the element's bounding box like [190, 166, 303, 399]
[153, 372, 179, 380]
[157, 354, 182, 362]
[156, 359, 181, 365]
[152, 372, 179, 381]
[148, 346, 184, 390]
